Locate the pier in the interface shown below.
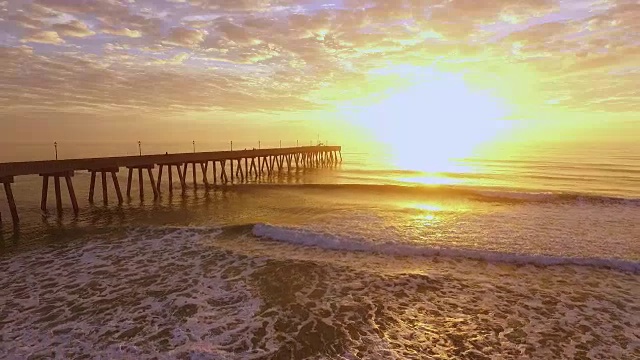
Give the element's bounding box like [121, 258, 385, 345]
[0, 146, 342, 227]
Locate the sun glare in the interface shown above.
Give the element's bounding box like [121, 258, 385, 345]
[346, 66, 512, 174]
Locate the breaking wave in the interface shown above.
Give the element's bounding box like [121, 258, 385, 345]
[238, 183, 640, 206]
[252, 223, 640, 273]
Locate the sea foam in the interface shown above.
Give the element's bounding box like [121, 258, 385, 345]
[0, 226, 270, 359]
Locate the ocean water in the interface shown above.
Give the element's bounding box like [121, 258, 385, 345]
[0, 141, 639, 359]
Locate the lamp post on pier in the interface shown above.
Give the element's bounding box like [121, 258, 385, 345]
[193, 140, 195, 153]
[138, 141, 142, 156]
[54, 142, 58, 160]
[230, 141, 233, 151]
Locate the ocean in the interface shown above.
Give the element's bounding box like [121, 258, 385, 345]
[0, 141, 638, 359]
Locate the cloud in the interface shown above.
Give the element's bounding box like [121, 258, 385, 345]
[505, 22, 569, 43]
[52, 20, 95, 38]
[0, 0, 638, 124]
[34, 0, 161, 38]
[217, 21, 257, 45]
[101, 26, 143, 38]
[23, 3, 60, 19]
[20, 30, 65, 44]
[151, 52, 190, 65]
[431, 0, 556, 22]
[0, 45, 317, 117]
[163, 27, 206, 47]
[186, 0, 296, 11]
[9, 13, 46, 29]
[33, 0, 126, 16]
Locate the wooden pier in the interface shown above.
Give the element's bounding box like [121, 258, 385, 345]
[0, 146, 342, 227]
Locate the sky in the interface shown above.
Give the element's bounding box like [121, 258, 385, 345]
[0, 0, 638, 150]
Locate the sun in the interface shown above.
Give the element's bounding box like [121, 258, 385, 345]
[345, 65, 512, 173]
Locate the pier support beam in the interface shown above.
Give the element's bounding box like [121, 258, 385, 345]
[158, 163, 186, 194]
[101, 171, 108, 205]
[277, 155, 284, 173]
[250, 158, 257, 178]
[269, 156, 275, 176]
[181, 161, 210, 189]
[88, 168, 122, 205]
[111, 172, 123, 204]
[126, 168, 133, 199]
[41, 175, 48, 211]
[138, 168, 144, 200]
[54, 176, 62, 213]
[65, 173, 79, 214]
[192, 162, 196, 187]
[201, 162, 209, 187]
[260, 157, 267, 175]
[126, 165, 158, 200]
[39, 171, 78, 215]
[219, 160, 228, 184]
[212, 161, 217, 185]
[230, 158, 234, 184]
[236, 159, 244, 181]
[286, 155, 292, 171]
[1, 176, 19, 226]
[89, 171, 96, 203]
[182, 162, 196, 189]
[147, 168, 158, 198]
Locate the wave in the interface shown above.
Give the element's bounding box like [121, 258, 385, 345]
[236, 183, 640, 206]
[337, 168, 425, 176]
[251, 223, 640, 273]
[464, 157, 640, 170]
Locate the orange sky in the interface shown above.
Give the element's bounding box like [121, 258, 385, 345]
[0, 0, 638, 148]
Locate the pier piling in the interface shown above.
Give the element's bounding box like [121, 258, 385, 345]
[1, 176, 19, 225]
[147, 168, 158, 199]
[126, 165, 157, 200]
[101, 171, 108, 205]
[111, 172, 123, 204]
[65, 173, 79, 214]
[201, 162, 209, 186]
[157, 163, 186, 194]
[138, 168, 143, 200]
[41, 176, 48, 211]
[126, 168, 133, 199]
[39, 171, 77, 215]
[212, 161, 217, 186]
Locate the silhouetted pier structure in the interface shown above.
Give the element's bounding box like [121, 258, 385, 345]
[0, 146, 342, 226]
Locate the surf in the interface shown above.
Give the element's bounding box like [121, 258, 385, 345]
[251, 223, 640, 273]
[229, 183, 640, 206]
